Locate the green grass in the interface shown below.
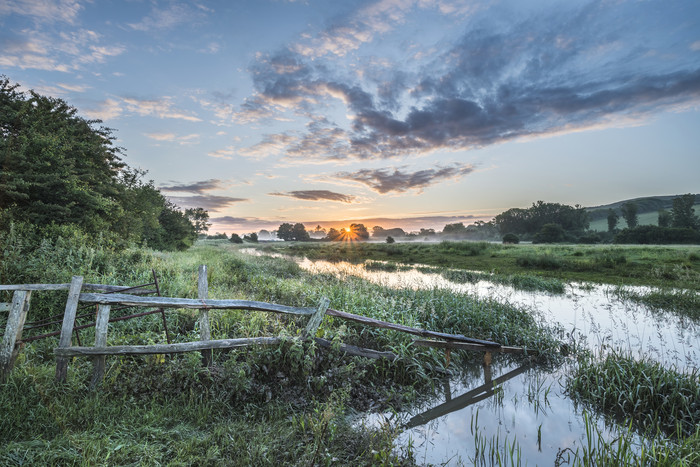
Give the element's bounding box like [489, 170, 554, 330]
[257, 241, 700, 291]
[1, 239, 563, 465]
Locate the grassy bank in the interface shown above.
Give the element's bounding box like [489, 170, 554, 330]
[259, 241, 700, 291]
[1, 240, 562, 465]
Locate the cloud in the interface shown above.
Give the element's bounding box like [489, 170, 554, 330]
[208, 146, 236, 159]
[0, 0, 82, 24]
[239, 133, 297, 158]
[82, 98, 123, 120]
[334, 163, 475, 194]
[159, 179, 224, 194]
[122, 97, 202, 122]
[270, 190, 356, 203]
[129, 3, 207, 31]
[167, 195, 248, 211]
[145, 132, 200, 145]
[241, 2, 700, 162]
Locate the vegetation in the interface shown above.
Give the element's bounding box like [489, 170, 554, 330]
[260, 241, 700, 292]
[0, 239, 563, 465]
[0, 76, 199, 251]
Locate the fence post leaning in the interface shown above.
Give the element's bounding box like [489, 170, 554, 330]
[55, 276, 84, 383]
[198, 265, 212, 367]
[303, 297, 330, 339]
[0, 290, 32, 382]
[90, 304, 111, 388]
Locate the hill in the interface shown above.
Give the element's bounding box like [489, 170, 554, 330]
[586, 194, 700, 232]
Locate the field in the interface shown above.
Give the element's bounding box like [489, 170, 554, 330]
[1, 238, 699, 465]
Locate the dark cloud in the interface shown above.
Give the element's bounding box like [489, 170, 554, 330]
[335, 164, 475, 194]
[240, 3, 700, 161]
[270, 190, 356, 203]
[167, 195, 247, 211]
[160, 179, 223, 194]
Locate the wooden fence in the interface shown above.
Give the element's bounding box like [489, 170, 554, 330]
[2, 265, 530, 387]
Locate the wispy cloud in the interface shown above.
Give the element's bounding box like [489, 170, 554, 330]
[128, 2, 208, 31]
[82, 98, 123, 121]
[334, 164, 475, 194]
[122, 97, 202, 122]
[145, 132, 200, 145]
[270, 190, 356, 203]
[160, 179, 224, 194]
[208, 146, 236, 159]
[239, 133, 297, 158]
[167, 195, 248, 211]
[0, 0, 83, 24]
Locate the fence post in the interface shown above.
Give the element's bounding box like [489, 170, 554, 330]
[0, 290, 32, 382]
[55, 276, 84, 383]
[198, 265, 212, 367]
[303, 297, 330, 339]
[90, 304, 111, 388]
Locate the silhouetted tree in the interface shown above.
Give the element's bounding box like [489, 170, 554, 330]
[607, 209, 619, 232]
[658, 209, 672, 228]
[671, 194, 698, 229]
[620, 202, 638, 228]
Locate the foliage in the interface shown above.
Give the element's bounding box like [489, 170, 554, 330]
[532, 223, 566, 243]
[607, 208, 619, 232]
[185, 207, 211, 235]
[658, 209, 672, 228]
[0, 76, 199, 251]
[671, 194, 698, 229]
[493, 201, 588, 237]
[244, 232, 258, 243]
[620, 202, 638, 228]
[372, 226, 405, 238]
[229, 233, 243, 244]
[614, 225, 700, 244]
[502, 233, 520, 244]
[277, 223, 310, 241]
[385, 236, 395, 244]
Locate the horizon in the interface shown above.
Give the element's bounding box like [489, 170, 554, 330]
[2, 0, 699, 236]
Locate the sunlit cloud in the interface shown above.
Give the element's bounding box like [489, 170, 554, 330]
[269, 190, 357, 203]
[239, 133, 297, 158]
[159, 179, 225, 194]
[129, 2, 208, 31]
[167, 195, 248, 211]
[122, 97, 202, 122]
[207, 146, 236, 159]
[0, 0, 83, 24]
[145, 132, 200, 145]
[82, 98, 123, 120]
[334, 163, 476, 194]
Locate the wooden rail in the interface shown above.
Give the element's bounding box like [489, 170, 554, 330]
[3, 265, 532, 387]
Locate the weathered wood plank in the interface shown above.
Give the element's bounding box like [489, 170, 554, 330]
[90, 304, 111, 388]
[303, 297, 330, 339]
[313, 337, 396, 361]
[1, 290, 32, 382]
[78, 293, 316, 315]
[55, 337, 283, 356]
[0, 283, 155, 293]
[325, 308, 501, 347]
[55, 276, 84, 383]
[411, 339, 530, 354]
[0, 303, 10, 312]
[198, 265, 212, 367]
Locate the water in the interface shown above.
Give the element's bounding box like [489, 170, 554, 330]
[240, 249, 700, 464]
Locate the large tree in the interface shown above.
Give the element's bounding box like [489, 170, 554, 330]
[671, 194, 698, 229]
[620, 202, 638, 228]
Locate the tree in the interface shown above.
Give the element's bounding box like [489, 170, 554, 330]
[658, 210, 672, 228]
[386, 236, 395, 244]
[607, 209, 619, 232]
[502, 233, 520, 244]
[442, 222, 468, 236]
[185, 207, 211, 235]
[671, 194, 698, 229]
[533, 223, 566, 243]
[620, 202, 638, 228]
[243, 232, 258, 242]
[325, 228, 341, 241]
[276, 223, 309, 241]
[229, 233, 243, 244]
[348, 223, 369, 240]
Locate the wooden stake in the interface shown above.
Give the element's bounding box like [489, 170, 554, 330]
[1, 290, 32, 382]
[55, 276, 83, 383]
[90, 304, 111, 388]
[198, 265, 212, 367]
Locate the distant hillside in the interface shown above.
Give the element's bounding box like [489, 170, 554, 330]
[586, 194, 700, 232]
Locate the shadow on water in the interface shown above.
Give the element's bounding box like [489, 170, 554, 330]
[240, 249, 699, 464]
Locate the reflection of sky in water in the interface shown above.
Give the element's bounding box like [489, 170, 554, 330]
[241, 250, 699, 464]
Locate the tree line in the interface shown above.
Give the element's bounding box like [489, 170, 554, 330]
[0, 76, 204, 251]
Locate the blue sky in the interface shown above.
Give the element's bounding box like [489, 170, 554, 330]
[2, 0, 699, 234]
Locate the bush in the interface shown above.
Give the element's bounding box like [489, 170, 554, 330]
[502, 233, 520, 244]
[229, 233, 243, 244]
[385, 236, 395, 244]
[614, 226, 700, 244]
[533, 223, 566, 243]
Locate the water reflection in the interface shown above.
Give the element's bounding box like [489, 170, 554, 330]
[240, 249, 699, 464]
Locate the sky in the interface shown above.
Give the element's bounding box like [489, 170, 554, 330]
[1, 0, 699, 235]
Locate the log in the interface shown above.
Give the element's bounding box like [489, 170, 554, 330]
[90, 304, 110, 388]
[325, 308, 501, 347]
[1, 290, 32, 382]
[54, 337, 283, 356]
[78, 293, 316, 315]
[411, 339, 531, 354]
[314, 337, 396, 361]
[55, 276, 84, 382]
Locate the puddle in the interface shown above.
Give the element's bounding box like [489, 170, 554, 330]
[240, 249, 699, 464]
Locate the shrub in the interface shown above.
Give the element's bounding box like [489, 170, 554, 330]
[385, 236, 395, 244]
[502, 233, 520, 244]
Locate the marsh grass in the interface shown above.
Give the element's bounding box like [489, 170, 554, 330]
[1, 239, 563, 465]
[612, 286, 700, 320]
